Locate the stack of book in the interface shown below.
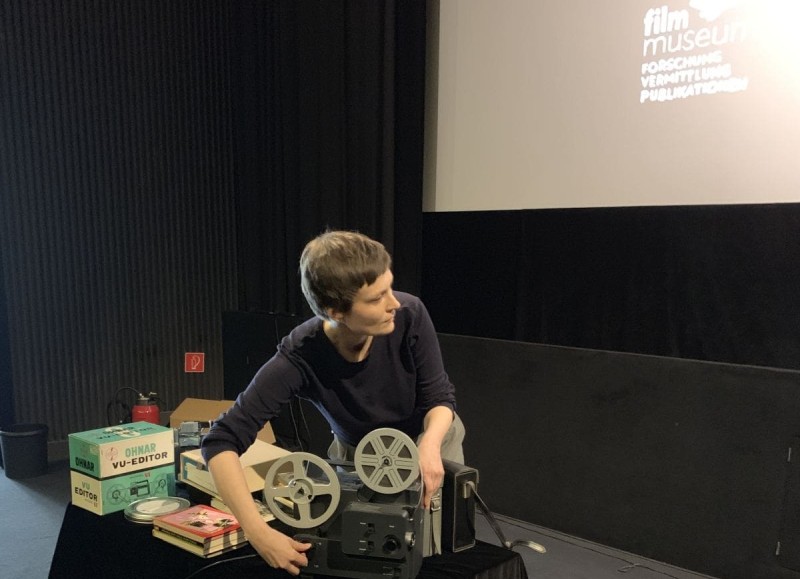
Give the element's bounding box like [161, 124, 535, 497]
[152, 504, 248, 558]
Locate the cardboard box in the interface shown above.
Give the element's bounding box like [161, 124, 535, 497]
[169, 398, 275, 444]
[68, 422, 174, 479]
[71, 463, 176, 515]
[179, 438, 291, 499]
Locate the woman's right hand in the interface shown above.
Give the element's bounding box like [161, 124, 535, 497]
[252, 525, 312, 576]
[206, 451, 312, 575]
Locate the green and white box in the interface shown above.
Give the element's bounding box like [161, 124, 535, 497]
[71, 463, 176, 515]
[68, 422, 174, 479]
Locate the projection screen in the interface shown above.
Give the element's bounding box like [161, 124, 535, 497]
[423, 0, 800, 211]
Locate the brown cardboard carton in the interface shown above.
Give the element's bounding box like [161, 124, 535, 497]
[169, 398, 275, 444]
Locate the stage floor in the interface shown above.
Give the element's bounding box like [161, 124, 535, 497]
[474, 513, 718, 579]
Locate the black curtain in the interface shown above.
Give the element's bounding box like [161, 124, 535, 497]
[231, 0, 426, 316]
[0, 246, 12, 429]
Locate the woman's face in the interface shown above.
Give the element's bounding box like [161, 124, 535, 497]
[333, 269, 401, 336]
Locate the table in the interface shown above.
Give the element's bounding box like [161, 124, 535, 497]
[49, 504, 528, 579]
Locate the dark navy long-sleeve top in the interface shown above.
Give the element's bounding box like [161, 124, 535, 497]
[201, 292, 456, 462]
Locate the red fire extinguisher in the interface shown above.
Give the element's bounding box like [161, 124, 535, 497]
[132, 392, 160, 425]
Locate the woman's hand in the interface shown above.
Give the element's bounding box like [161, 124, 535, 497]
[417, 438, 445, 509]
[250, 525, 312, 576]
[417, 405, 454, 508]
[207, 451, 311, 575]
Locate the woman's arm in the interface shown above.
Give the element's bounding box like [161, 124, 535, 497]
[417, 405, 454, 508]
[207, 451, 311, 575]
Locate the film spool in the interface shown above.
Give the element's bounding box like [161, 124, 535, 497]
[262, 452, 341, 529]
[354, 428, 420, 494]
[123, 496, 190, 524]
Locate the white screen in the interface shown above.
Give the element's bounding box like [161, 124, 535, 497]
[423, 0, 800, 211]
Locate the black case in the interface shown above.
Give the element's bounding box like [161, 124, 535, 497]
[441, 459, 479, 552]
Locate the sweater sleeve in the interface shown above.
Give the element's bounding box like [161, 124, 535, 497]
[407, 296, 457, 414]
[200, 352, 303, 463]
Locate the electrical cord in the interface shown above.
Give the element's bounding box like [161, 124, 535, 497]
[287, 400, 305, 452]
[179, 553, 259, 579]
[296, 399, 313, 447]
[465, 480, 547, 554]
[106, 387, 143, 425]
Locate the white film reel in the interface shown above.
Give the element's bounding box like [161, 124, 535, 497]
[263, 452, 341, 528]
[354, 428, 420, 494]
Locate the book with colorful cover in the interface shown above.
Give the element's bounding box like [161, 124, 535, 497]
[211, 496, 275, 523]
[152, 527, 247, 558]
[152, 504, 241, 542]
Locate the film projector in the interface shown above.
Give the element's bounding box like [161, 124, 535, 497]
[262, 427, 470, 579]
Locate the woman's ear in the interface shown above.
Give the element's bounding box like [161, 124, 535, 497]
[326, 308, 345, 323]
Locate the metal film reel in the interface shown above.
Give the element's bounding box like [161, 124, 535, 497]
[354, 428, 420, 494]
[124, 497, 190, 524]
[263, 452, 341, 529]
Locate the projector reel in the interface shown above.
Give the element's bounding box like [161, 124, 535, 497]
[354, 428, 420, 494]
[263, 452, 341, 528]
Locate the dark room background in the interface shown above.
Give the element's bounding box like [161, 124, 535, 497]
[0, 0, 426, 436]
[2, 2, 800, 579]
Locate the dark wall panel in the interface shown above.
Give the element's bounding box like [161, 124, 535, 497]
[0, 0, 237, 438]
[439, 333, 800, 579]
[422, 206, 800, 371]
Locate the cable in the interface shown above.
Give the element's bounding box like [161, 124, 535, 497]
[180, 553, 259, 579]
[106, 387, 143, 425]
[296, 399, 314, 447]
[287, 400, 305, 452]
[465, 481, 546, 554]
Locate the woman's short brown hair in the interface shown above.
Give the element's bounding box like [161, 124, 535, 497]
[300, 230, 392, 319]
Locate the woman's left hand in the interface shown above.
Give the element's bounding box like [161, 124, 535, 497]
[417, 440, 445, 509]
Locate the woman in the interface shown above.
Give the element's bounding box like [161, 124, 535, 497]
[201, 230, 465, 575]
